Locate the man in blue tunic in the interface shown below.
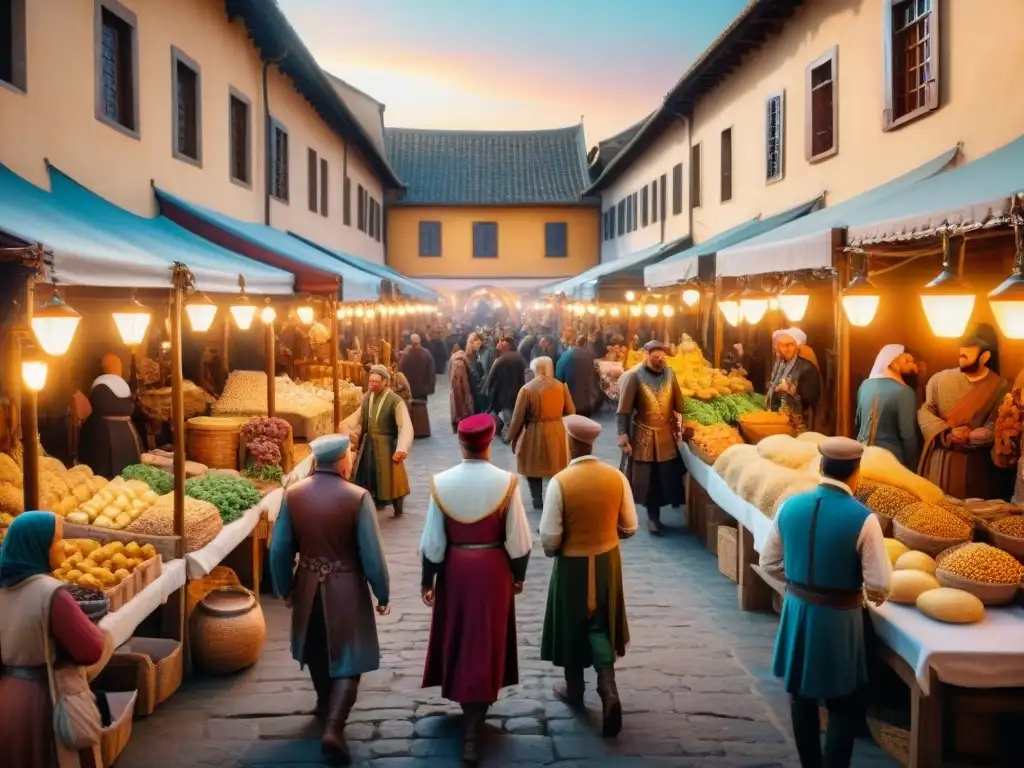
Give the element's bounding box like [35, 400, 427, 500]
[759, 436, 892, 768]
[270, 434, 390, 764]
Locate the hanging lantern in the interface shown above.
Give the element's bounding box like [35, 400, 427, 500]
[21, 358, 48, 392]
[365, 307, 375, 319]
[398, 306, 407, 317]
[841, 255, 881, 327]
[662, 305, 675, 317]
[296, 305, 315, 325]
[610, 306, 620, 318]
[920, 235, 975, 338]
[988, 209, 1024, 338]
[354, 306, 364, 318]
[630, 304, 642, 317]
[624, 290, 636, 302]
[719, 300, 741, 327]
[739, 295, 769, 324]
[112, 295, 151, 347]
[644, 304, 659, 318]
[681, 288, 700, 307]
[230, 296, 256, 330]
[184, 292, 218, 333]
[587, 304, 598, 314]
[31, 285, 81, 356]
[777, 293, 810, 322]
[598, 308, 607, 317]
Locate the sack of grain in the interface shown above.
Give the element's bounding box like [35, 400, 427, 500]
[861, 445, 943, 503]
[757, 434, 820, 469]
[736, 458, 777, 504]
[128, 494, 224, 552]
[712, 443, 758, 481]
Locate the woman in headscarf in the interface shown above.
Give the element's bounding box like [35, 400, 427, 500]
[76, 354, 143, 476]
[0, 511, 111, 768]
[855, 344, 921, 467]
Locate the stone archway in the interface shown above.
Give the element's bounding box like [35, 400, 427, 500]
[460, 286, 518, 325]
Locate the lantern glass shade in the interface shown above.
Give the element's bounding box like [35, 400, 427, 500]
[777, 294, 810, 322]
[644, 304, 659, 318]
[719, 300, 741, 327]
[662, 305, 675, 317]
[920, 293, 976, 338]
[22, 360, 48, 392]
[184, 294, 217, 333]
[987, 270, 1024, 339]
[112, 298, 151, 346]
[681, 289, 700, 307]
[625, 290, 636, 302]
[230, 298, 257, 330]
[841, 294, 881, 327]
[260, 305, 277, 324]
[31, 291, 81, 356]
[296, 305, 315, 325]
[610, 307, 620, 317]
[630, 304, 642, 317]
[739, 298, 769, 325]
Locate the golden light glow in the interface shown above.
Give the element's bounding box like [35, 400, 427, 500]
[355, 306, 365, 318]
[230, 300, 257, 331]
[398, 306, 407, 316]
[662, 305, 675, 317]
[296, 305, 315, 325]
[630, 304, 642, 317]
[184, 294, 218, 333]
[260, 305, 277, 324]
[644, 304, 659, 318]
[920, 294, 976, 338]
[681, 289, 700, 307]
[610, 307, 620, 317]
[112, 297, 151, 347]
[841, 294, 879, 327]
[719, 300, 741, 327]
[739, 298, 769, 325]
[31, 290, 80, 356]
[598, 308, 607, 317]
[365, 308, 375, 319]
[989, 301, 1024, 339]
[777, 294, 810, 322]
[515, 301, 522, 309]
[624, 290, 636, 302]
[587, 304, 597, 314]
[21, 360, 48, 392]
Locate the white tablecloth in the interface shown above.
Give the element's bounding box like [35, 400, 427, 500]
[680, 443, 774, 550]
[99, 558, 187, 648]
[284, 455, 313, 488]
[184, 488, 284, 579]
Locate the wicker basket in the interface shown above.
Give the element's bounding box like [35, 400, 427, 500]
[867, 713, 910, 767]
[97, 638, 183, 717]
[190, 586, 266, 675]
[892, 519, 971, 557]
[985, 524, 1024, 562]
[100, 690, 137, 768]
[935, 543, 1022, 606]
[717, 526, 738, 582]
[737, 414, 792, 445]
[186, 416, 249, 470]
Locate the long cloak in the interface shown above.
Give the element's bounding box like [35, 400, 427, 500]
[398, 345, 436, 438]
[76, 375, 142, 477]
[483, 351, 527, 414]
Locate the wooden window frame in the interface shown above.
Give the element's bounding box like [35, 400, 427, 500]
[651, 179, 659, 224]
[689, 146, 701, 209]
[805, 46, 839, 163]
[609, 207, 617, 240]
[765, 91, 785, 184]
[641, 185, 649, 227]
[473, 221, 499, 259]
[617, 200, 626, 236]
[269, 117, 289, 203]
[418, 221, 441, 257]
[720, 127, 733, 203]
[319, 158, 329, 218]
[0, 0, 27, 94]
[307, 148, 319, 213]
[632, 193, 639, 232]
[883, 0, 939, 131]
[343, 177, 351, 226]
[659, 173, 667, 221]
[545, 222, 568, 258]
[227, 87, 251, 188]
[374, 200, 382, 242]
[357, 184, 366, 232]
[672, 163, 684, 216]
[170, 46, 202, 166]
[94, 0, 140, 139]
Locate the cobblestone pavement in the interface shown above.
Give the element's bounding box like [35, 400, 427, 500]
[121, 377, 896, 768]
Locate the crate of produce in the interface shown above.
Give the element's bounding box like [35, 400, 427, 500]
[186, 416, 250, 470]
[717, 525, 738, 583]
[100, 690, 138, 767]
[97, 638, 183, 717]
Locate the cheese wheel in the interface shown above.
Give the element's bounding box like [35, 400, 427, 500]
[884, 538, 909, 565]
[889, 569, 940, 604]
[894, 550, 937, 574]
[916, 587, 985, 624]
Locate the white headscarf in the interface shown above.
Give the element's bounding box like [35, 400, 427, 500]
[90, 373, 131, 399]
[772, 327, 807, 347]
[870, 344, 905, 379]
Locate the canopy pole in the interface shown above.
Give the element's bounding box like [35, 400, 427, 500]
[330, 296, 341, 432]
[713, 278, 725, 369]
[20, 263, 39, 513]
[169, 265, 188, 661]
[833, 239, 852, 438]
[265, 315, 276, 418]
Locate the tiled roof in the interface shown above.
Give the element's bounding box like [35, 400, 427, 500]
[588, 115, 651, 180]
[384, 125, 591, 205]
[324, 72, 389, 163]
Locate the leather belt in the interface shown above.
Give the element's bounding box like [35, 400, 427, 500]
[786, 581, 863, 610]
[298, 556, 356, 582]
[450, 542, 503, 550]
[3, 665, 47, 681]
[533, 416, 562, 423]
[102, 416, 132, 422]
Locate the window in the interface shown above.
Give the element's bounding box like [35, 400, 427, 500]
[343, 177, 351, 226]
[419, 221, 441, 257]
[473, 222, 498, 258]
[270, 119, 289, 202]
[632, 194, 638, 232]
[171, 49, 201, 163]
[371, 200, 379, 239]
[307, 149, 319, 213]
[766, 92, 784, 183]
[95, 1, 138, 135]
[651, 179, 659, 224]
[545, 222, 568, 258]
[672, 163, 683, 215]
[368, 199, 376, 238]
[228, 90, 251, 185]
[625, 197, 632, 232]
[806, 47, 838, 161]
[617, 200, 626, 236]
[1, 0, 27, 92]
[319, 158, 328, 217]
[720, 128, 733, 202]
[659, 174, 667, 220]
[357, 184, 366, 231]
[641, 186, 649, 228]
[374, 201, 382, 242]
[690, 146, 701, 208]
[608, 207, 616, 239]
[885, 0, 938, 129]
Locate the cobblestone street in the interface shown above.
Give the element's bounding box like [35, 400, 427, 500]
[120, 378, 896, 768]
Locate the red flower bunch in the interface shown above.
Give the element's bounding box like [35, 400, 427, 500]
[241, 416, 290, 469]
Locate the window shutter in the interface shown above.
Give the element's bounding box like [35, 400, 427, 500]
[308, 149, 318, 213]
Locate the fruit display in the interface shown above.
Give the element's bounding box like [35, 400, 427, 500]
[990, 388, 1023, 469]
[128, 494, 223, 552]
[689, 423, 744, 462]
[184, 473, 261, 524]
[736, 411, 792, 444]
[42, 461, 113, 519]
[884, 538, 909, 565]
[889, 569, 941, 604]
[121, 464, 174, 495]
[214, 371, 334, 420]
[894, 550, 936, 574]
[597, 360, 625, 402]
[67, 477, 160, 530]
[860, 446, 943, 504]
[683, 392, 765, 426]
[936, 543, 1024, 585]
[896, 501, 973, 540]
[916, 587, 985, 624]
[53, 538, 158, 590]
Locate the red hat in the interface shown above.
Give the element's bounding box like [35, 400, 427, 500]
[457, 414, 496, 452]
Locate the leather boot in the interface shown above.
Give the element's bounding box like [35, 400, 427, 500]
[321, 677, 360, 763]
[461, 703, 487, 764]
[552, 666, 585, 709]
[528, 478, 543, 510]
[646, 506, 664, 536]
[596, 667, 622, 738]
[392, 497, 404, 517]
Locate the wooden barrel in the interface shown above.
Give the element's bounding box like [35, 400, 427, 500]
[186, 416, 249, 470]
[190, 586, 266, 675]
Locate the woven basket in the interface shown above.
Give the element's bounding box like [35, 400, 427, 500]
[78, 596, 110, 623]
[935, 543, 1022, 606]
[186, 416, 248, 470]
[892, 519, 970, 557]
[99, 638, 183, 717]
[737, 414, 792, 445]
[100, 690, 137, 768]
[717, 526, 738, 582]
[190, 586, 266, 675]
[867, 713, 910, 767]
[985, 524, 1024, 562]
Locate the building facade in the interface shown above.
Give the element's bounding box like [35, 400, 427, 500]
[589, 0, 1024, 256]
[384, 125, 600, 294]
[0, 0, 399, 265]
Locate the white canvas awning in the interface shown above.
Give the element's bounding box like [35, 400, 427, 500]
[542, 242, 667, 297]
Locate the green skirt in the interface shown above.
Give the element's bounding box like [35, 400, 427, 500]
[540, 547, 629, 668]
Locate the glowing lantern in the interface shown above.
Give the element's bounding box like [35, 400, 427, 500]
[296, 305, 315, 325]
[644, 304, 659, 318]
[230, 296, 256, 331]
[739, 297, 769, 325]
[610, 307, 620, 317]
[260, 304, 277, 324]
[920, 236, 974, 338]
[630, 304, 642, 317]
[184, 292, 218, 333]
[777, 293, 810, 322]
[988, 233, 1024, 339]
[112, 296, 151, 346]
[22, 359, 48, 391]
[719, 300, 741, 327]
[355, 306, 365, 318]
[681, 289, 700, 307]
[662, 305, 675, 317]
[31, 287, 80, 356]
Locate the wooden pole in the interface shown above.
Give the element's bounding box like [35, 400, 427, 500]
[169, 267, 188, 658]
[221, 312, 230, 374]
[713, 278, 725, 369]
[330, 297, 341, 432]
[265, 318, 276, 417]
[20, 272, 39, 512]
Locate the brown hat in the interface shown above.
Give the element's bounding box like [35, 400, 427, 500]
[563, 414, 602, 444]
[818, 436, 864, 462]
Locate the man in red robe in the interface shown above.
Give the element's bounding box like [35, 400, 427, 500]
[419, 414, 533, 763]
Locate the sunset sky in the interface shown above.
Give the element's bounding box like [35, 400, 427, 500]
[277, 0, 749, 147]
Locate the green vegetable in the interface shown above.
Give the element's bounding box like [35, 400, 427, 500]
[185, 474, 261, 524]
[243, 464, 283, 483]
[121, 464, 173, 495]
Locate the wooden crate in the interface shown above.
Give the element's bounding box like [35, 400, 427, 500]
[717, 526, 738, 583]
[100, 690, 138, 767]
[96, 638, 183, 717]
